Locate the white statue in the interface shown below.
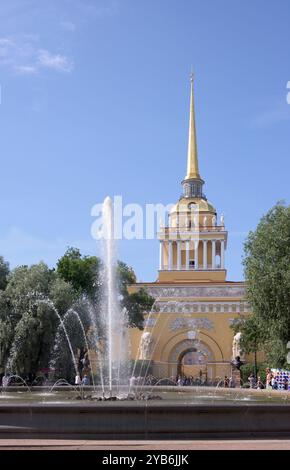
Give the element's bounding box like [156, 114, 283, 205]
[232, 332, 244, 360]
[193, 214, 199, 227]
[139, 332, 153, 360]
[203, 216, 207, 227]
[212, 215, 216, 226]
[220, 214, 225, 226]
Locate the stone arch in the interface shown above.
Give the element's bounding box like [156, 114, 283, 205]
[166, 338, 215, 378]
[168, 339, 214, 364]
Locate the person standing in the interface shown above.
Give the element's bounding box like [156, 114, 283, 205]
[2, 373, 10, 388]
[82, 375, 90, 386]
[75, 373, 82, 386]
[248, 373, 256, 389]
[266, 368, 273, 389]
[256, 376, 264, 389]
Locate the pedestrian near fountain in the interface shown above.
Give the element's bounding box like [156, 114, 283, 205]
[266, 368, 273, 389]
[129, 375, 136, 388]
[75, 373, 82, 386]
[2, 373, 10, 387]
[248, 373, 256, 389]
[82, 375, 90, 386]
[271, 375, 278, 390]
[256, 376, 264, 389]
[229, 376, 236, 388]
[223, 376, 229, 388]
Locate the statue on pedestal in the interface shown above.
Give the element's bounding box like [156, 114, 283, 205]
[139, 332, 154, 360]
[232, 332, 243, 361]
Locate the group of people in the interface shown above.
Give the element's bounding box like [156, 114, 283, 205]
[265, 368, 288, 390]
[248, 373, 264, 389]
[176, 375, 201, 386]
[74, 373, 90, 386]
[247, 369, 289, 390]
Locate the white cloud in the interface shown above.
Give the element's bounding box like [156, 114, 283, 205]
[38, 49, 73, 72]
[0, 35, 74, 75]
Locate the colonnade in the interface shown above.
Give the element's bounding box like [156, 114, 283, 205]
[159, 239, 225, 270]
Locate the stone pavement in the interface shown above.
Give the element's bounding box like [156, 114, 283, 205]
[0, 439, 290, 450]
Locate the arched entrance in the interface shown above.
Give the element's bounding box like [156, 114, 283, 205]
[177, 347, 208, 377]
[168, 339, 214, 379]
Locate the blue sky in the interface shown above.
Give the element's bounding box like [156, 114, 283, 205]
[0, 0, 289, 282]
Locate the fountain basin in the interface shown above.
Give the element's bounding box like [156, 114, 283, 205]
[1, 386, 290, 439]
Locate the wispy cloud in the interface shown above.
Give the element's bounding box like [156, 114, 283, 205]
[38, 49, 73, 72]
[0, 35, 74, 75]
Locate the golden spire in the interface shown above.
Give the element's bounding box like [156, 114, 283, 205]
[185, 73, 200, 180]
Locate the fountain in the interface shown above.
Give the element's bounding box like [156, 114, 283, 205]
[1, 196, 290, 439]
[100, 197, 129, 398]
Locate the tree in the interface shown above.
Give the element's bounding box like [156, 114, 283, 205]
[0, 250, 154, 380]
[7, 303, 58, 376]
[117, 261, 155, 329]
[241, 202, 290, 367]
[232, 315, 265, 377]
[0, 256, 9, 290]
[4, 262, 75, 376]
[0, 292, 14, 373]
[56, 247, 100, 298]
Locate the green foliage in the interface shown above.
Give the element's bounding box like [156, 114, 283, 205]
[240, 363, 267, 385]
[49, 277, 76, 316]
[117, 261, 154, 329]
[2, 262, 75, 375]
[7, 303, 58, 375]
[56, 247, 100, 298]
[232, 315, 265, 355]
[0, 256, 9, 290]
[241, 202, 290, 368]
[5, 262, 54, 315]
[0, 248, 153, 380]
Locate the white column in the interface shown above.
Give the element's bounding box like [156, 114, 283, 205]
[194, 240, 199, 269]
[159, 241, 163, 270]
[203, 240, 208, 269]
[168, 241, 173, 270]
[177, 241, 181, 270]
[212, 240, 216, 269]
[220, 239, 225, 269]
[185, 240, 190, 270]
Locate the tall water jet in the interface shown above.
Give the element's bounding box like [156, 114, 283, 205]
[101, 196, 129, 396]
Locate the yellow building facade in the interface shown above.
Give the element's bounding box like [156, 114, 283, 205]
[129, 76, 252, 382]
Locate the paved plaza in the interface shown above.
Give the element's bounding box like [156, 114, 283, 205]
[0, 439, 290, 450]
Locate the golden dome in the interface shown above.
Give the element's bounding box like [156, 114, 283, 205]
[170, 197, 216, 215]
